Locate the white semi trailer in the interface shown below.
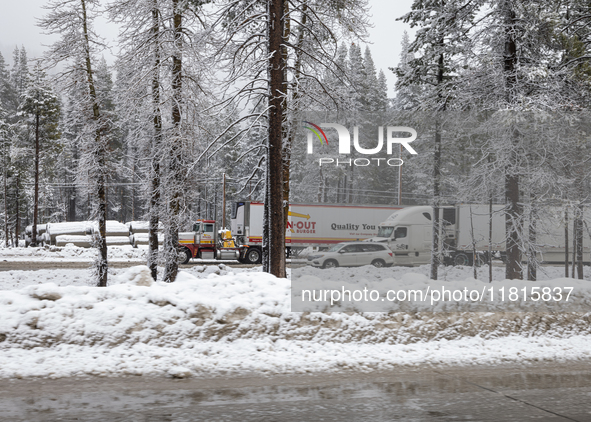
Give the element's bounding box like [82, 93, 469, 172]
[230, 201, 404, 263]
[367, 204, 590, 266]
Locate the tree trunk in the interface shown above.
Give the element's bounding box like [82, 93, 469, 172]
[503, 0, 522, 280]
[81, 0, 108, 287]
[527, 203, 537, 281]
[431, 124, 441, 280]
[163, 0, 183, 283]
[489, 191, 493, 283]
[15, 173, 19, 246]
[430, 47, 444, 281]
[3, 159, 8, 247]
[31, 110, 40, 247]
[265, 0, 286, 278]
[68, 144, 78, 222]
[565, 207, 569, 277]
[575, 205, 584, 279]
[281, 0, 291, 231]
[572, 219, 576, 278]
[282, 0, 306, 235]
[148, 1, 162, 282]
[505, 170, 521, 279]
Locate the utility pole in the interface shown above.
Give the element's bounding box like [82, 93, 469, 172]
[222, 173, 226, 229]
[398, 144, 402, 205]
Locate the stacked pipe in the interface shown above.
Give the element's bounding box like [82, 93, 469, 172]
[87, 221, 131, 246]
[46, 221, 132, 248]
[29, 220, 167, 248]
[25, 224, 47, 247]
[127, 221, 164, 248]
[47, 222, 94, 247]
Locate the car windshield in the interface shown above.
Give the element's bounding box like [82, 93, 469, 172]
[192, 223, 201, 232]
[377, 226, 394, 238]
[327, 243, 345, 252]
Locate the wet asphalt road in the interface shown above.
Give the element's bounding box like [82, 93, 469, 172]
[1, 362, 590, 421]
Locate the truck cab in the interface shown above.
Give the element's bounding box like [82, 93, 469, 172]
[178, 219, 239, 264]
[367, 206, 454, 266]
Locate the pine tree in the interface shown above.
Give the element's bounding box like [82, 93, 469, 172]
[0, 103, 9, 247]
[19, 63, 60, 247]
[397, 0, 478, 279]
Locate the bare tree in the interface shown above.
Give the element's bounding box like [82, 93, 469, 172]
[397, 0, 478, 279]
[40, 0, 110, 286]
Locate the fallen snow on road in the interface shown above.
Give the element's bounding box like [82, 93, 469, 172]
[0, 263, 590, 378]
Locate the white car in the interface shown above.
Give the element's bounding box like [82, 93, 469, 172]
[307, 242, 394, 268]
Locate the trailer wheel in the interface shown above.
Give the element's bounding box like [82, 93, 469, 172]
[244, 248, 262, 264]
[323, 259, 339, 269]
[453, 253, 470, 266]
[371, 259, 386, 268]
[178, 247, 192, 265]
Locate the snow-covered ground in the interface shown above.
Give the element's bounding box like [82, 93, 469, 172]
[1, 246, 591, 379]
[0, 244, 148, 262]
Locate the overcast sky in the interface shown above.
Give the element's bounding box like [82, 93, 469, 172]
[0, 0, 414, 97]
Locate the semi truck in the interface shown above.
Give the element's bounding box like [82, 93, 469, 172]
[366, 204, 590, 266]
[229, 201, 404, 263]
[178, 219, 241, 264]
[177, 201, 404, 264]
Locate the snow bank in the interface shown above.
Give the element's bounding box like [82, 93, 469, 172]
[0, 266, 590, 348]
[1, 265, 591, 378]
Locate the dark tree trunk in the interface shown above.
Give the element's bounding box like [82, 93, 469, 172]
[430, 47, 444, 281]
[489, 191, 493, 283]
[67, 144, 78, 222]
[15, 173, 19, 246]
[527, 203, 537, 281]
[3, 161, 8, 247]
[265, 0, 286, 277]
[431, 124, 441, 280]
[575, 205, 584, 279]
[505, 170, 521, 279]
[148, 1, 162, 282]
[503, 0, 522, 280]
[31, 110, 40, 247]
[565, 207, 569, 277]
[163, 0, 183, 283]
[81, 0, 108, 286]
[572, 219, 576, 278]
